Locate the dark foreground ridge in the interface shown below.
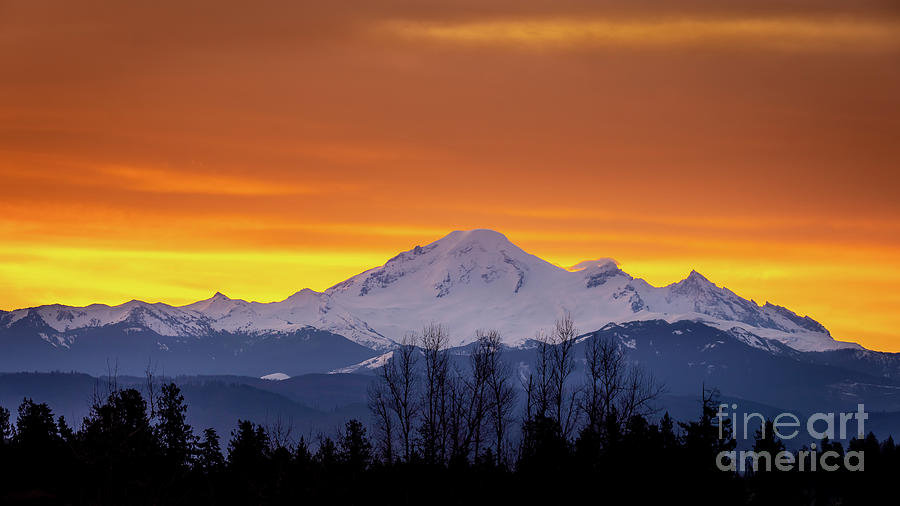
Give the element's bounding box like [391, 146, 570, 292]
[0, 318, 897, 505]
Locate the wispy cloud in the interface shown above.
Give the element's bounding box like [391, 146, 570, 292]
[95, 166, 333, 196]
[383, 16, 900, 52]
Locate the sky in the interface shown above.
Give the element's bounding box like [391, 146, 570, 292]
[1, 0, 899, 349]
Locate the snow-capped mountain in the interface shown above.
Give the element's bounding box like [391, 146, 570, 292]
[180, 289, 391, 350]
[323, 229, 857, 352]
[0, 229, 860, 361]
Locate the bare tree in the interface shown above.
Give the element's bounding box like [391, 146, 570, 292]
[105, 359, 120, 397]
[367, 376, 394, 464]
[522, 313, 581, 439]
[437, 329, 510, 466]
[527, 329, 553, 421]
[378, 334, 419, 462]
[582, 331, 663, 441]
[523, 374, 535, 423]
[267, 416, 295, 451]
[550, 312, 580, 439]
[420, 323, 450, 464]
[482, 329, 516, 467]
[583, 331, 620, 432]
[446, 365, 469, 464]
[618, 365, 662, 426]
[465, 331, 493, 460]
[144, 359, 160, 421]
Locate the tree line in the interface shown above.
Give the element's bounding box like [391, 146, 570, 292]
[0, 314, 897, 505]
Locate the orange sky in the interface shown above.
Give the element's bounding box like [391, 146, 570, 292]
[1, 1, 899, 350]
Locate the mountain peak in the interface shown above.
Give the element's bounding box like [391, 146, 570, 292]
[285, 288, 322, 303]
[182, 291, 241, 314]
[184, 292, 231, 304]
[669, 269, 715, 289]
[439, 229, 513, 252]
[667, 269, 719, 297]
[119, 299, 151, 308]
[685, 270, 712, 284]
[325, 228, 562, 301]
[446, 228, 509, 241]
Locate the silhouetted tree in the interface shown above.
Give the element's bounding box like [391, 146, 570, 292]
[679, 387, 737, 488]
[0, 405, 12, 444]
[582, 332, 661, 445]
[57, 415, 75, 444]
[80, 387, 158, 504]
[464, 331, 493, 460]
[156, 383, 194, 470]
[751, 420, 786, 473]
[228, 420, 269, 472]
[368, 377, 394, 464]
[549, 312, 580, 439]
[420, 323, 450, 464]
[527, 330, 552, 421]
[294, 436, 312, 471]
[227, 420, 270, 502]
[196, 427, 224, 473]
[378, 333, 419, 462]
[14, 398, 59, 451]
[339, 419, 373, 475]
[659, 412, 678, 451]
[518, 414, 570, 474]
[315, 436, 339, 471]
[483, 329, 516, 467]
[446, 369, 470, 466]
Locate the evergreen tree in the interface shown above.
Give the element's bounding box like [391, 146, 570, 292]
[197, 427, 224, 472]
[519, 414, 570, 474]
[13, 397, 63, 495]
[82, 388, 157, 459]
[227, 420, 269, 472]
[659, 411, 678, 451]
[339, 419, 373, 474]
[315, 436, 339, 470]
[751, 420, 786, 473]
[679, 389, 736, 471]
[226, 421, 270, 503]
[289, 436, 314, 500]
[80, 388, 159, 504]
[14, 398, 59, 451]
[0, 405, 12, 443]
[156, 382, 194, 469]
[294, 436, 312, 470]
[57, 415, 75, 443]
[880, 435, 896, 469]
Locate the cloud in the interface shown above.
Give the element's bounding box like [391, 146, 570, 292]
[1, 162, 345, 197]
[382, 16, 900, 52]
[95, 166, 330, 196]
[568, 258, 619, 271]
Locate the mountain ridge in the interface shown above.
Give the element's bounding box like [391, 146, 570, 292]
[1, 229, 861, 353]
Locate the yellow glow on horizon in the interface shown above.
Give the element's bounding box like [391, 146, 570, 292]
[0, 244, 392, 308]
[2, 236, 898, 352]
[554, 254, 900, 352]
